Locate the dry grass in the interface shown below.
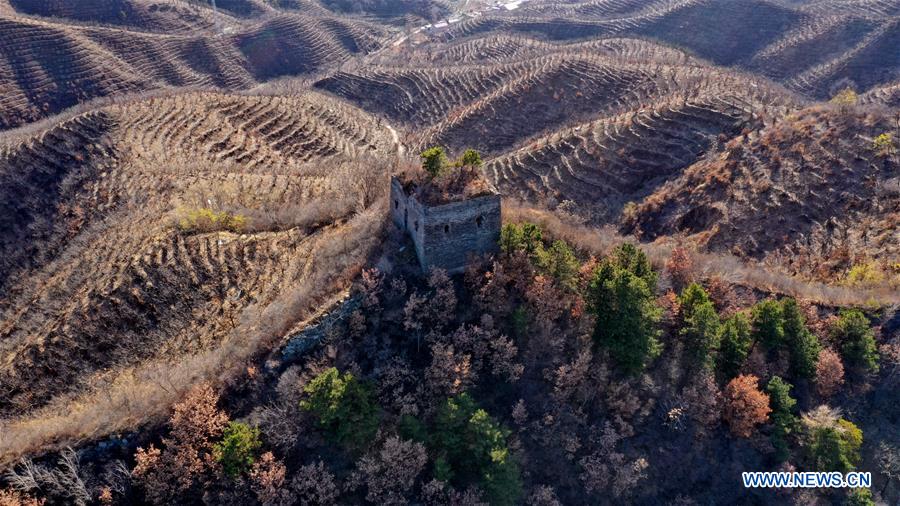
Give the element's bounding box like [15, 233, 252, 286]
[504, 201, 900, 308]
[622, 105, 900, 282]
[0, 207, 386, 466]
[0, 5, 390, 130]
[0, 89, 396, 464]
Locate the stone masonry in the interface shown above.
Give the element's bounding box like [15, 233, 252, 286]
[390, 176, 501, 273]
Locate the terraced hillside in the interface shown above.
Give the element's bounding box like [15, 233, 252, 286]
[0, 90, 394, 443]
[7, 0, 224, 31]
[484, 87, 783, 222]
[436, 0, 900, 98]
[317, 38, 803, 225]
[0, 0, 390, 130]
[317, 39, 762, 153]
[7, 0, 284, 23]
[862, 80, 900, 106]
[397, 35, 697, 66]
[624, 105, 900, 279]
[316, 0, 451, 19]
[315, 21, 899, 283]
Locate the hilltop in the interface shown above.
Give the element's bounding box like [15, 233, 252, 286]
[0, 90, 394, 461]
[437, 0, 900, 99]
[0, 0, 390, 129]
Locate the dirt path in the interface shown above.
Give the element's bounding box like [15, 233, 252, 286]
[385, 122, 406, 156]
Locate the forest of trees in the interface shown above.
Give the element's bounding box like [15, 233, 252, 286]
[1, 221, 896, 505]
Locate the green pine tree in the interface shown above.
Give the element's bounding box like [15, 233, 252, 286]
[535, 239, 580, 290]
[587, 261, 662, 374]
[809, 419, 863, 473]
[719, 312, 752, 379]
[678, 283, 712, 322]
[214, 422, 262, 477]
[499, 223, 524, 256]
[521, 223, 543, 255]
[766, 376, 797, 462]
[433, 394, 523, 506]
[421, 146, 449, 178]
[781, 298, 821, 379]
[458, 148, 483, 168]
[611, 243, 657, 292]
[833, 310, 879, 374]
[844, 488, 875, 506]
[300, 368, 380, 449]
[680, 298, 721, 370]
[752, 299, 785, 349]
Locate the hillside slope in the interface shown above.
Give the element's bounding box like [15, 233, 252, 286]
[625, 106, 900, 279]
[317, 37, 802, 227]
[0, 2, 389, 130]
[317, 38, 793, 153]
[0, 91, 394, 421]
[438, 0, 900, 98]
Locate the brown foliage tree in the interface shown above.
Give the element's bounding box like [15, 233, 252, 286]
[348, 309, 367, 339]
[526, 485, 562, 506]
[550, 346, 594, 405]
[605, 380, 643, 423]
[436, 324, 522, 384]
[167, 384, 229, 466]
[376, 357, 424, 416]
[512, 399, 529, 428]
[98, 488, 113, 505]
[705, 275, 740, 316]
[360, 268, 384, 310]
[421, 479, 487, 506]
[723, 375, 771, 438]
[355, 436, 428, 505]
[489, 333, 524, 382]
[578, 423, 649, 497]
[815, 348, 845, 398]
[504, 252, 538, 293]
[426, 342, 474, 398]
[290, 461, 339, 506]
[388, 277, 408, 300]
[250, 453, 294, 506]
[665, 247, 694, 292]
[472, 261, 514, 319]
[132, 383, 228, 504]
[427, 268, 457, 327]
[880, 342, 900, 387]
[525, 275, 570, 324]
[403, 291, 428, 333]
[682, 371, 722, 431]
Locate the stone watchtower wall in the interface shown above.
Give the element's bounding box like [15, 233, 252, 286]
[390, 177, 501, 273]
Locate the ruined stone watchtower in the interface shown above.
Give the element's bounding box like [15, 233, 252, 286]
[390, 174, 501, 274]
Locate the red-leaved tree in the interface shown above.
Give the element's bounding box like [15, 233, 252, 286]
[723, 375, 771, 438]
[815, 348, 845, 398]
